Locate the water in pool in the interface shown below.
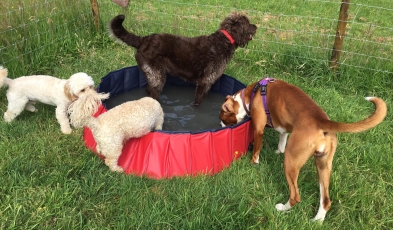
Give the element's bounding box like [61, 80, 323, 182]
[104, 86, 225, 132]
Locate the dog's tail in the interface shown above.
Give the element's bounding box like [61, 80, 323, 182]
[321, 97, 387, 133]
[68, 92, 110, 129]
[109, 15, 142, 49]
[0, 66, 10, 88]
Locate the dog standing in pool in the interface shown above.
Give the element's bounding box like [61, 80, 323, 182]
[109, 12, 257, 105]
[68, 94, 164, 172]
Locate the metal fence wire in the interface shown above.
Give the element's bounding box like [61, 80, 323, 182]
[1, 0, 392, 75]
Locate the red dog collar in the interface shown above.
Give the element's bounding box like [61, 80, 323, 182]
[221, 29, 235, 45]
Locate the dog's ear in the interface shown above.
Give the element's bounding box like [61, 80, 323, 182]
[64, 82, 78, 102]
[222, 100, 234, 113]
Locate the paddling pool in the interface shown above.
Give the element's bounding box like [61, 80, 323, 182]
[83, 66, 254, 178]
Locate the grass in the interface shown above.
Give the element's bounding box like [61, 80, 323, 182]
[1, 0, 393, 229]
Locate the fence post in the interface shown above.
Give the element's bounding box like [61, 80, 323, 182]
[329, 0, 350, 72]
[91, 0, 100, 30]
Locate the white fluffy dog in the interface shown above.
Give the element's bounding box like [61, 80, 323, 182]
[0, 66, 98, 134]
[68, 94, 164, 172]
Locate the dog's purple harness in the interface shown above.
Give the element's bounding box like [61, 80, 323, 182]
[241, 77, 275, 128]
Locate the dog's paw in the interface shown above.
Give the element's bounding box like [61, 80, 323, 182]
[111, 165, 124, 173]
[311, 207, 327, 223]
[192, 101, 200, 106]
[61, 127, 72, 134]
[4, 111, 16, 123]
[275, 149, 283, 154]
[276, 202, 291, 212]
[310, 217, 324, 224]
[25, 105, 37, 112]
[251, 156, 259, 164]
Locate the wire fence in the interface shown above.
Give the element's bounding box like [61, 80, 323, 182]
[1, 0, 392, 76]
[0, 0, 94, 74]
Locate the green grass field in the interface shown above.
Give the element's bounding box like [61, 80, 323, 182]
[0, 0, 392, 229]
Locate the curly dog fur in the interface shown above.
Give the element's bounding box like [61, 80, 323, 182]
[68, 95, 164, 172]
[109, 12, 257, 105]
[0, 66, 96, 134]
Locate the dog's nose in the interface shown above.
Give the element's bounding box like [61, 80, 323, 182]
[251, 24, 258, 33]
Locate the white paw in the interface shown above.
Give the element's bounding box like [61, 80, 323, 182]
[275, 149, 283, 154]
[275, 202, 291, 212]
[4, 112, 15, 122]
[311, 207, 327, 223]
[61, 127, 72, 134]
[26, 107, 37, 112]
[311, 217, 324, 224]
[111, 165, 124, 173]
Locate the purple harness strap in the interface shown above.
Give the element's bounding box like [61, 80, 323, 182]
[260, 78, 274, 128]
[243, 77, 274, 128]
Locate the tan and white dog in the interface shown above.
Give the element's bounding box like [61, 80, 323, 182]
[219, 77, 387, 222]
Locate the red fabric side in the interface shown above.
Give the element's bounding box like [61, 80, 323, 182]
[190, 132, 213, 175]
[166, 134, 192, 177]
[211, 129, 232, 174]
[117, 138, 141, 175]
[231, 121, 252, 159]
[83, 127, 97, 152]
[83, 104, 254, 178]
[143, 132, 170, 179]
[120, 133, 154, 176]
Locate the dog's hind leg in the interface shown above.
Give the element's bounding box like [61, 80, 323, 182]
[139, 63, 166, 99]
[4, 96, 29, 122]
[311, 133, 337, 222]
[276, 132, 314, 212]
[25, 101, 37, 112]
[145, 76, 165, 99]
[194, 81, 212, 106]
[55, 106, 72, 134]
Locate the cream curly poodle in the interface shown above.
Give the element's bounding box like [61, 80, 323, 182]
[0, 66, 97, 134]
[68, 94, 164, 172]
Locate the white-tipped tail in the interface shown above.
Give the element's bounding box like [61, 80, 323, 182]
[322, 96, 387, 133]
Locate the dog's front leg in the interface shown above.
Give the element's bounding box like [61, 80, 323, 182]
[56, 106, 72, 134]
[251, 127, 265, 164]
[105, 157, 124, 173]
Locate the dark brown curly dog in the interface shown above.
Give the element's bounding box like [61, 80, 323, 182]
[109, 13, 257, 105]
